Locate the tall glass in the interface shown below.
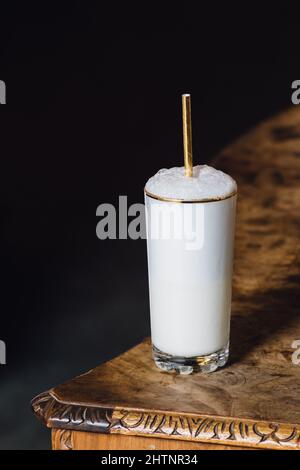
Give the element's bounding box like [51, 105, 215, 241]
[145, 190, 237, 374]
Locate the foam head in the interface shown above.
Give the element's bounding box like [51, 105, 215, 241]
[145, 165, 237, 201]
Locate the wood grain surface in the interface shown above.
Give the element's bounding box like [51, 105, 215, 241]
[32, 107, 300, 450]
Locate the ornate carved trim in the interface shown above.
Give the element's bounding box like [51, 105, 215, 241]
[110, 410, 300, 450]
[31, 391, 300, 449]
[52, 429, 74, 450]
[31, 390, 113, 433]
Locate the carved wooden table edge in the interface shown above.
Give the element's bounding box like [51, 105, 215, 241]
[31, 388, 300, 450]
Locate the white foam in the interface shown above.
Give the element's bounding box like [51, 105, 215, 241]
[145, 165, 237, 201]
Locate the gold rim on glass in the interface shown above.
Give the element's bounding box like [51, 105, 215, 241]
[144, 188, 237, 204]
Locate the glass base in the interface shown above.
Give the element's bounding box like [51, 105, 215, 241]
[152, 343, 229, 375]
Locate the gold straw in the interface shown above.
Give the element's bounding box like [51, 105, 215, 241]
[182, 94, 193, 177]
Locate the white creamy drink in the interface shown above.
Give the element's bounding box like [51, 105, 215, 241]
[145, 165, 237, 373]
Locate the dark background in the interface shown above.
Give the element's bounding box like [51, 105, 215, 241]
[0, 4, 298, 448]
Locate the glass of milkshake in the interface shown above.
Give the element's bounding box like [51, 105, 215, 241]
[144, 95, 237, 374]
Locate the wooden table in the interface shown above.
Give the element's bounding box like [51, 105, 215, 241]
[32, 107, 300, 450]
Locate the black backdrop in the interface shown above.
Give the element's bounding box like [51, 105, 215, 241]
[0, 4, 299, 448]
